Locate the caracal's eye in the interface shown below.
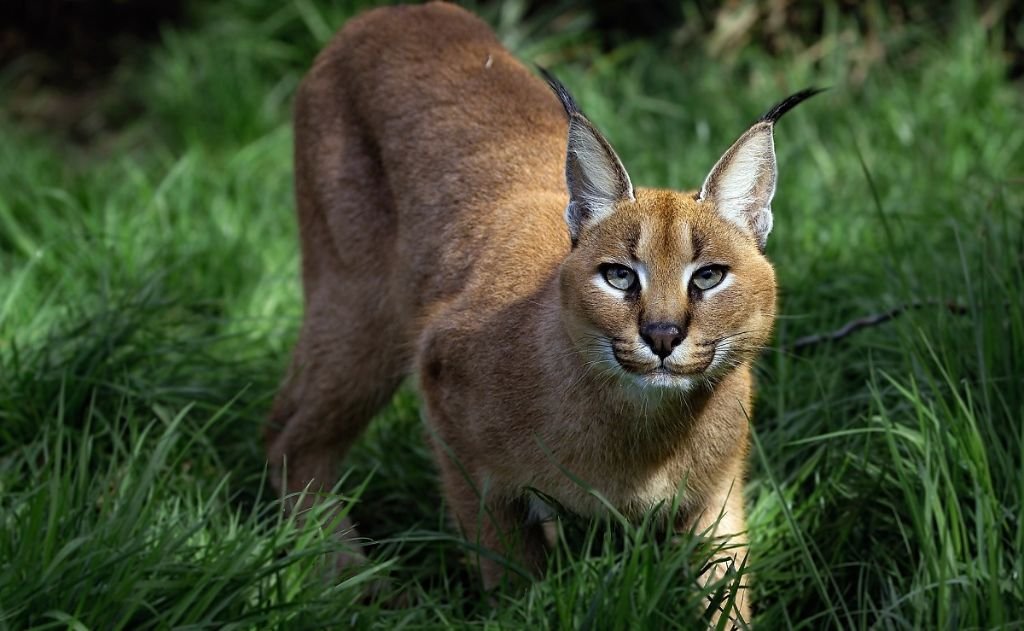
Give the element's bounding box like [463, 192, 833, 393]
[602, 264, 638, 291]
[692, 265, 727, 291]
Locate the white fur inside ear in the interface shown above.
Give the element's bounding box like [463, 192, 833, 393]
[565, 117, 634, 236]
[699, 124, 778, 246]
[570, 125, 622, 210]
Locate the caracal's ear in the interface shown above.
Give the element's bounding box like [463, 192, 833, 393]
[541, 68, 634, 246]
[698, 88, 825, 251]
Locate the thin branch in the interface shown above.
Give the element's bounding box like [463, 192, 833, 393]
[788, 300, 969, 354]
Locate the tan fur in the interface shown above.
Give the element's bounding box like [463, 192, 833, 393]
[266, 3, 790, 625]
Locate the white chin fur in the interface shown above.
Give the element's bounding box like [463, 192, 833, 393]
[623, 370, 697, 393]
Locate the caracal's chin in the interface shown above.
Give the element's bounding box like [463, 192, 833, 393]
[624, 367, 699, 392]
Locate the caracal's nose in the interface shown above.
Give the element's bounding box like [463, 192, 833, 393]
[640, 322, 684, 359]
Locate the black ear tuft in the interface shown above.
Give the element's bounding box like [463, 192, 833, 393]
[537, 66, 583, 118]
[759, 87, 827, 124]
[538, 66, 634, 244]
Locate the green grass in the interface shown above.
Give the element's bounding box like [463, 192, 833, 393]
[2, 1, 1022, 628]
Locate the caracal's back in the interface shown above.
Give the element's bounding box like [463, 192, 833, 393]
[294, 3, 568, 320]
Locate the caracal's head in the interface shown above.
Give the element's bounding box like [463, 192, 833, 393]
[544, 71, 822, 393]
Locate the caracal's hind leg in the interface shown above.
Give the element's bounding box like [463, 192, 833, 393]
[265, 72, 408, 572]
[265, 284, 407, 569]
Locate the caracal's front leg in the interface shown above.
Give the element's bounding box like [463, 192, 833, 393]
[433, 456, 549, 591]
[682, 479, 751, 629]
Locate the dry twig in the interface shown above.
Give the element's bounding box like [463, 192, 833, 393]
[789, 300, 969, 353]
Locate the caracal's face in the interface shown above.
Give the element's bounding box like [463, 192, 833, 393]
[559, 188, 777, 393]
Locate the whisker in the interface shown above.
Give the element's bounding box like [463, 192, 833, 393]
[697, 330, 759, 347]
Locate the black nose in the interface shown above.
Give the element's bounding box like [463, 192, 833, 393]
[640, 322, 684, 359]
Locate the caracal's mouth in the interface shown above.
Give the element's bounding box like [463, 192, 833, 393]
[611, 350, 714, 386]
[615, 364, 698, 391]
